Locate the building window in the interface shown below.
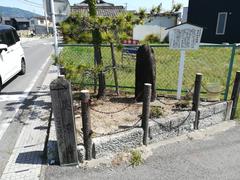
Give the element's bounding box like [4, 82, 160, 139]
[216, 12, 228, 35]
[40, 19, 44, 24]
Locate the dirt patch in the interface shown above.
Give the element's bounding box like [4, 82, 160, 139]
[73, 92, 184, 145]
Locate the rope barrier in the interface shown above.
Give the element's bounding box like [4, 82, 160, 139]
[94, 118, 142, 137]
[150, 111, 192, 131]
[90, 103, 132, 114]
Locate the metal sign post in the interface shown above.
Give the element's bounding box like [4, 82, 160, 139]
[168, 23, 203, 100]
[177, 50, 186, 99]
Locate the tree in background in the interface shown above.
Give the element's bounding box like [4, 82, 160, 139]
[60, 4, 146, 98]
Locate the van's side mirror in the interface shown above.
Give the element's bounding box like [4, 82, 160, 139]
[0, 44, 7, 52]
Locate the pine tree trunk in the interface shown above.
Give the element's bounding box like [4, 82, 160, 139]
[87, 0, 106, 98]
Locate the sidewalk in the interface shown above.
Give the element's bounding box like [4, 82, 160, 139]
[0, 65, 58, 180]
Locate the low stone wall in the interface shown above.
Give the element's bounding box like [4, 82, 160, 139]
[148, 111, 196, 144]
[198, 101, 232, 129]
[76, 101, 232, 161]
[93, 128, 143, 159]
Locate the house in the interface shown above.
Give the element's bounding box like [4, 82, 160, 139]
[0, 17, 11, 25]
[0, 17, 29, 30]
[133, 12, 181, 42]
[71, 0, 125, 17]
[187, 0, 240, 43]
[30, 16, 53, 35]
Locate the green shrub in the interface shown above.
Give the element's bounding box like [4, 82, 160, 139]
[150, 106, 163, 118]
[143, 34, 160, 44]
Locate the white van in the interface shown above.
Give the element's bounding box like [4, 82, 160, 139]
[0, 25, 26, 91]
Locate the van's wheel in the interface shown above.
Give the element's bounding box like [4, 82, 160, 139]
[19, 59, 26, 75]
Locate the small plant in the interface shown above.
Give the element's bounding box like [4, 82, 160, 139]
[143, 34, 160, 44]
[129, 150, 143, 167]
[150, 106, 163, 118]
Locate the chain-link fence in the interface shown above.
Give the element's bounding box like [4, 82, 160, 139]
[58, 43, 240, 100]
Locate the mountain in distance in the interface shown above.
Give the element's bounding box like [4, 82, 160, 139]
[0, 6, 40, 18]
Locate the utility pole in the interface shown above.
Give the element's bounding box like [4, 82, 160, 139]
[50, 0, 58, 56]
[44, 10, 49, 34]
[172, 0, 175, 7]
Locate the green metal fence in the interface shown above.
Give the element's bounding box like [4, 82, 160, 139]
[58, 43, 240, 100]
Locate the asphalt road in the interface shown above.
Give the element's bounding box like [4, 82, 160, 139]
[0, 38, 53, 176]
[44, 121, 240, 180]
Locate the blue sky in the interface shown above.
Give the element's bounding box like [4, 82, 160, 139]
[0, 0, 189, 15]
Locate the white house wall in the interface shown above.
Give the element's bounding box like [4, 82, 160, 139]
[145, 16, 177, 28]
[133, 25, 168, 41]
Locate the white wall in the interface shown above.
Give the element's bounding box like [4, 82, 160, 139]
[133, 25, 168, 41]
[182, 7, 188, 23]
[145, 16, 177, 28]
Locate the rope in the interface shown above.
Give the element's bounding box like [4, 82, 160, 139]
[89, 92, 142, 115]
[156, 98, 178, 106]
[201, 83, 225, 94]
[94, 118, 142, 137]
[150, 111, 192, 131]
[90, 103, 132, 114]
[185, 84, 195, 97]
[199, 101, 224, 107]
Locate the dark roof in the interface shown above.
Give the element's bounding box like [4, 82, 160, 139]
[71, 6, 125, 16]
[0, 24, 14, 31]
[14, 17, 29, 22]
[76, 0, 114, 6]
[71, 0, 125, 17]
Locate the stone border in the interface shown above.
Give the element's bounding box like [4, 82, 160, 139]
[47, 101, 233, 163]
[75, 101, 233, 162]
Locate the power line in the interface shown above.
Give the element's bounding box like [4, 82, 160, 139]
[19, 0, 43, 8]
[23, 0, 43, 6]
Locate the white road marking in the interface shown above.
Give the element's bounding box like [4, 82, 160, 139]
[0, 54, 52, 140]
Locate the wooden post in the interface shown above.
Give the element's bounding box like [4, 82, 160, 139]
[80, 90, 93, 160]
[50, 76, 78, 166]
[60, 66, 66, 75]
[192, 73, 202, 130]
[141, 83, 152, 146]
[230, 71, 240, 119]
[110, 43, 119, 95]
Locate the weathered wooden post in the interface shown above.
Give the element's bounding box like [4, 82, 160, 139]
[135, 45, 156, 102]
[110, 43, 119, 95]
[192, 73, 202, 130]
[50, 75, 78, 166]
[142, 83, 152, 146]
[59, 66, 66, 75]
[230, 71, 240, 119]
[80, 90, 93, 160]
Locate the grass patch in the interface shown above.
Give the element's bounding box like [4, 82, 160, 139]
[129, 150, 143, 167]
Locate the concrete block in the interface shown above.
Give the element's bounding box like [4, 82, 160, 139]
[93, 128, 143, 159]
[214, 102, 227, 114]
[199, 106, 215, 119]
[225, 101, 233, 120]
[198, 112, 226, 129]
